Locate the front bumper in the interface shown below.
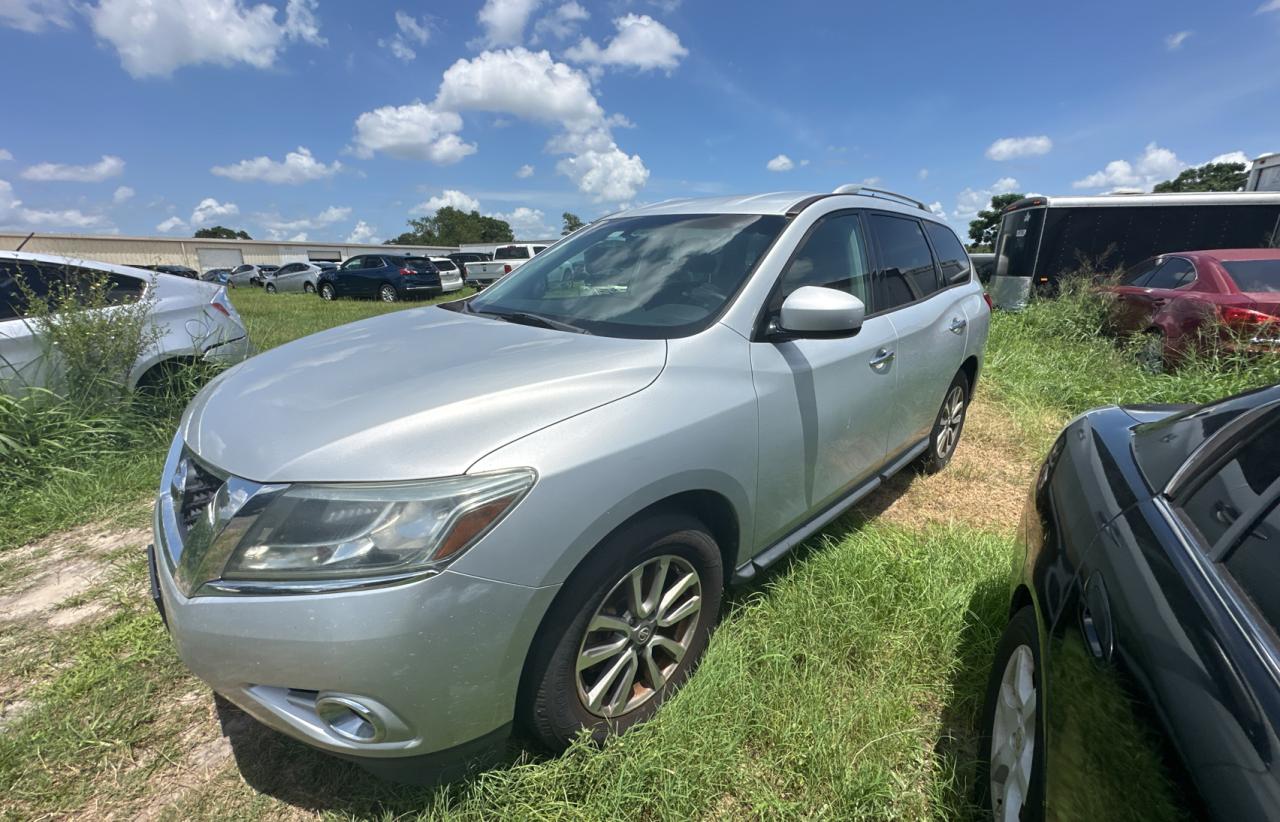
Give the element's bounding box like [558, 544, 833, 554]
[151, 496, 559, 764]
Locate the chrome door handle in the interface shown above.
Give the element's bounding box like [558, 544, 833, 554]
[949, 317, 968, 334]
[869, 348, 895, 369]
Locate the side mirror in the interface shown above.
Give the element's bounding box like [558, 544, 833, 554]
[778, 286, 865, 337]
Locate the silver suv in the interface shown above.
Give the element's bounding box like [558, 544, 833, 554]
[151, 187, 989, 780]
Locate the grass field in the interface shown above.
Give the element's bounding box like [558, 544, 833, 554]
[0, 287, 1276, 819]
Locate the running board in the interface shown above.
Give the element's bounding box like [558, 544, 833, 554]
[731, 437, 929, 585]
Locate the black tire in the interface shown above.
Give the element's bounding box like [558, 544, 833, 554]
[265, 283, 276, 294]
[977, 605, 1045, 822]
[319, 283, 336, 301]
[521, 512, 724, 751]
[917, 370, 970, 474]
[379, 283, 399, 303]
[303, 282, 315, 293]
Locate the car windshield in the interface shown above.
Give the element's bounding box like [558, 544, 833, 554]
[464, 213, 786, 339]
[1223, 260, 1280, 293]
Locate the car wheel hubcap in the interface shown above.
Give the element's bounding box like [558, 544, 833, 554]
[381, 287, 396, 302]
[936, 385, 965, 459]
[990, 644, 1037, 822]
[576, 554, 702, 719]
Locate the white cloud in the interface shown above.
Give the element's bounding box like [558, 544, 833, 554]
[985, 135, 1053, 161]
[533, 1, 588, 41]
[113, 185, 134, 204]
[21, 154, 125, 182]
[18, 207, 108, 228]
[516, 163, 535, 178]
[87, 0, 325, 79]
[191, 197, 239, 225]
[491, 205, 552, 237]
[860, 176, 882, 187]
[0, 0, 72, 32]
[288, 232, 307, 241]
[928, 201, 945, 218]
[350, 102, 476, 164]
[1209, 150, 1250, 166]
[413, 189, 481, 214]
[917, 168, 929, 181]
[156, 216, 188, 233]
[954, 177, 1021, 219]
[0, 179, 18, 215]
[435, 48, 647, 202]
[1258, 0, 1280, 12]
[380, 10, 430, 61]
[347, 220, 379, 244]
[1165, 30, 1192, 50]
[211, 146, 342, 184]
[564, 13, 687, 73]
[476, 0, 541, 47]
[0, 149, 10, 162]
[258, 205, 351, 238]
[766, 154, 794, 172]
[1073, 143, 1185, 190]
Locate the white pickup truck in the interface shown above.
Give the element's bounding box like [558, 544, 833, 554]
[464, 243, 549, 289]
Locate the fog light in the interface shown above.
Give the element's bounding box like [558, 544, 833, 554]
[316, 695, 386, 743]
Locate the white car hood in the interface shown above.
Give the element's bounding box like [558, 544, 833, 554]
[181, 306, 666, 482]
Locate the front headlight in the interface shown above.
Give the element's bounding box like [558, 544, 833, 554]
[221, 469, 535, 581]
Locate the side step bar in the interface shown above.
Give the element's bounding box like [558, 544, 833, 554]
[730, 437, 930, 585]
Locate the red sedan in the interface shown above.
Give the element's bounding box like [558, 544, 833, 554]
[1104, 248, 1280, 368]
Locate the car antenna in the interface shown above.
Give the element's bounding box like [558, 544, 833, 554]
[14, 232, 34, 252]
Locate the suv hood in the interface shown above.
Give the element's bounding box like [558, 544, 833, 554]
[181, 306, 667, 482]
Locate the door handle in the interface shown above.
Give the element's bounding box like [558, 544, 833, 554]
[949, 317, 968, 334]
[869, 348, 895, 369]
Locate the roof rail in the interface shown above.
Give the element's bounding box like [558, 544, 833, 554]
[832, 184, 931, 212]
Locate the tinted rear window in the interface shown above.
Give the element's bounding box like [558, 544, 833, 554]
[1223, 260, 1280, 293]
[495, 246, 530, 260]
[432, 259, 457, 271]
[924, 222, 971, 285]
[402, 258, 437, 272]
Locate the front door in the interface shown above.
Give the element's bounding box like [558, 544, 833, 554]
[751, 211, 897, 549]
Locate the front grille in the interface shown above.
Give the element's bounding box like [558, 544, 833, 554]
[178, 456, 223, 534]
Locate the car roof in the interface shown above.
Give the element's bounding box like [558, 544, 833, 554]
[1178, 249, 1280, 263]
[616, 190, 942, 222]
[0, 250, 217, 292]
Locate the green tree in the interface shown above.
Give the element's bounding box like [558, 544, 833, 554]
[194, 226, 251, 240]
[385, 207, 514, 246]
[561, 212, 585, 236]
[968, 192, 1025, 248]
[1152, 161, 1248, 193]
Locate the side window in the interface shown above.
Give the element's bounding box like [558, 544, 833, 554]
[924, 222, 971, 285]
[533, 246, 547, 254]
[1224, 499, 1280, 630]
[1146, 258, 1197, 290]
[0, 261, 47, 320]
[868, 213, 940, 309]
[771, 213, 870, 312]
[341, 257, 364, 270]
[1178, 411, 1280, 550]
[105, 272, 146, 304]
[1120, 258, 1160, 286]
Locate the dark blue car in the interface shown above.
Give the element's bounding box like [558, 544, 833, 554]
[317, 254, 449, 302]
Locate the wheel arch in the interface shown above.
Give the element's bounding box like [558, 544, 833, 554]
[959, 354, 980, 393]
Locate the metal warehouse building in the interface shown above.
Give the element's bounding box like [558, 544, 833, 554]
[0, 232, 457, 272]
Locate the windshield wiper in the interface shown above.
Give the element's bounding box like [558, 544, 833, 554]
[475, 309, 592, 335]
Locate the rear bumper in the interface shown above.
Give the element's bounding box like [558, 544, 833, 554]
[202, 335, 253, 366]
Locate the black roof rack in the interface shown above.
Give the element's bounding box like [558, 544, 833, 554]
[831, 184, 930, 212]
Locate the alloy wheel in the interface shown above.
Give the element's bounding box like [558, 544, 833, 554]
[990, 644, 1037, 822]
[936, 384, 965, 459]
[320, 284, 335, 301]
[576, 555, 702, 718]
[380, 285, 398, 302]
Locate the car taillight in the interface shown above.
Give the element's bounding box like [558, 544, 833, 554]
[983, 292, 994, 310]
[210, 290, 234, 318]
[1220, 306, 1278, 328]
[400, 267, 414, 277]
[503, 264, 512, 274]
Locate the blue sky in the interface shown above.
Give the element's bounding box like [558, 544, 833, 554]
[1, 0, 1278, 243]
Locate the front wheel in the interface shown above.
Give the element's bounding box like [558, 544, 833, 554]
[918, 371, 969, 474]
[977, 606, 1044, 821]
[319, 283, 336, 301]
[264, 283, 276, 294]
[521, 513, 723, 751]
[379, 283, 399, 303]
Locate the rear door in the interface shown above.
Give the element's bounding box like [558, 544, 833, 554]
[0, 259, 47, 389]
[1110, 257, 1162, 332]
[866, 212, 968, 454]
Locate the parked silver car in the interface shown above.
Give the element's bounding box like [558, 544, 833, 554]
[151, 187, 989, 780]
[227, 264, 265, 288]
[0, 251, 251, 393]
[263, 262, 322, 294]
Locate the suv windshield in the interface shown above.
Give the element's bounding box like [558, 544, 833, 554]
[464, 213, 786, 339]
